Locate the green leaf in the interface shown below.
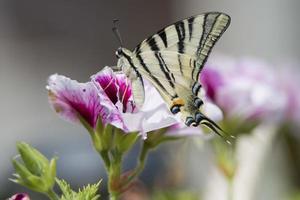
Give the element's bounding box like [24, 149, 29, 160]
[57, 178, 101, 200]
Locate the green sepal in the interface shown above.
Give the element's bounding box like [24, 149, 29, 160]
[115, 129, 139, 153]
[12, 158, 32, 180]
[145, 128, 180, 149]
[100, 124, 114, 151]
[45, 158, 57, 187]
[27, 175, 49, 192]
[92, 123, 114, 152]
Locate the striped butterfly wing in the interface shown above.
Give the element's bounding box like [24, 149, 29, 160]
[132, 51, 229, 140]
[132, 51, 203, 119]
[133, 12, 230, 81]
[129, 12, 231, 139]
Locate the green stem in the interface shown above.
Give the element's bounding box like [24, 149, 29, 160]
[99, 150, 111, 171]
[46, 189, 59, 200]
[123, 143, 150, 187]
[108, 152, 122, 200]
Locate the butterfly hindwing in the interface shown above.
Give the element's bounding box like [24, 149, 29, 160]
[131, 51, 204, 123]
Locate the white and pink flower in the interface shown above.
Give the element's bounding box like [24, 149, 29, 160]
[201, 55, 300, 123]
[47, 67, 193, 138]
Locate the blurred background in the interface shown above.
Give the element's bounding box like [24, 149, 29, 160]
[1, 0, 300, 199]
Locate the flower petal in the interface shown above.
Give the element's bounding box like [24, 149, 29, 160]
[200, 67, 224, 101]
[92, 67, 118, 104]
[47, 74, 101, 128]
[91, 68, 131, 131]
[115, 73, 136, 113]
[122, 79, 179, 138]
[203, 55, 295, 122]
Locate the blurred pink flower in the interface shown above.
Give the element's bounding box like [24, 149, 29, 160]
[9, 193, 30, 200]
[201, 55, 300, 123]
[278, 66, 300, 123]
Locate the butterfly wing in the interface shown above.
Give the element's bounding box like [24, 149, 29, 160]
[133, 12, 230, 80]
[127, 12, 231, 139]
[130, 12, 230, 107]
[132, 51, 202, 119]
[132, 50, 229, 141]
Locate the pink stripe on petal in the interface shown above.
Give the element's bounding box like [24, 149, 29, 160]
[116, 74, 135, 113]
[93, 68, 118, 104]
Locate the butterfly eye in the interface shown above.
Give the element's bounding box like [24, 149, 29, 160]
[115, 48, 123, 58]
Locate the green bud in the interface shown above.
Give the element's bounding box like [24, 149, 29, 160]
[11, 142, 57, 194]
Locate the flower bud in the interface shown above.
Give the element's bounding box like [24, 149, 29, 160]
[8, 193, 30, 200]
[11, 142, 57, 194]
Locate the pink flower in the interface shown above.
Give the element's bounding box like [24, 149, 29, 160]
[47, 67, 183, 138]
[201, 55, 299, 123]
[47, 66, 225, 138]
[92, 67, 180, 138]
[9, 193, 30, 200]
[47, 71, 130, 131]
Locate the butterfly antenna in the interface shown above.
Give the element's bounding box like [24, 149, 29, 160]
[112, 19, 123, 47]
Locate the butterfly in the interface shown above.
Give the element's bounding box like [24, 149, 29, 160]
[114, 12, 231, 140]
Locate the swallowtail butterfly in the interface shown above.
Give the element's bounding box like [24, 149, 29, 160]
[114, 12, 231, 141]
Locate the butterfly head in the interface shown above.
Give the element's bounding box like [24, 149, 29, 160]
[116, 47, 133, 71]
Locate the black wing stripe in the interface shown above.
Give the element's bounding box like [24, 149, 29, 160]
[146, 37, 160, 51]
[155, 52, 175, 88]
[197, 13, 219, 55]
[191, 60, 197, 79]
[192, 82, 201, 96]
[122, 53, 144, 87]
[196, 14, 229, 80]
[187, 17, 195, 41]
[175, 22, 186, 54]
[136, 54, 172, 96]
[178, 54, 183, 75]
[159, 30, 168, 48]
